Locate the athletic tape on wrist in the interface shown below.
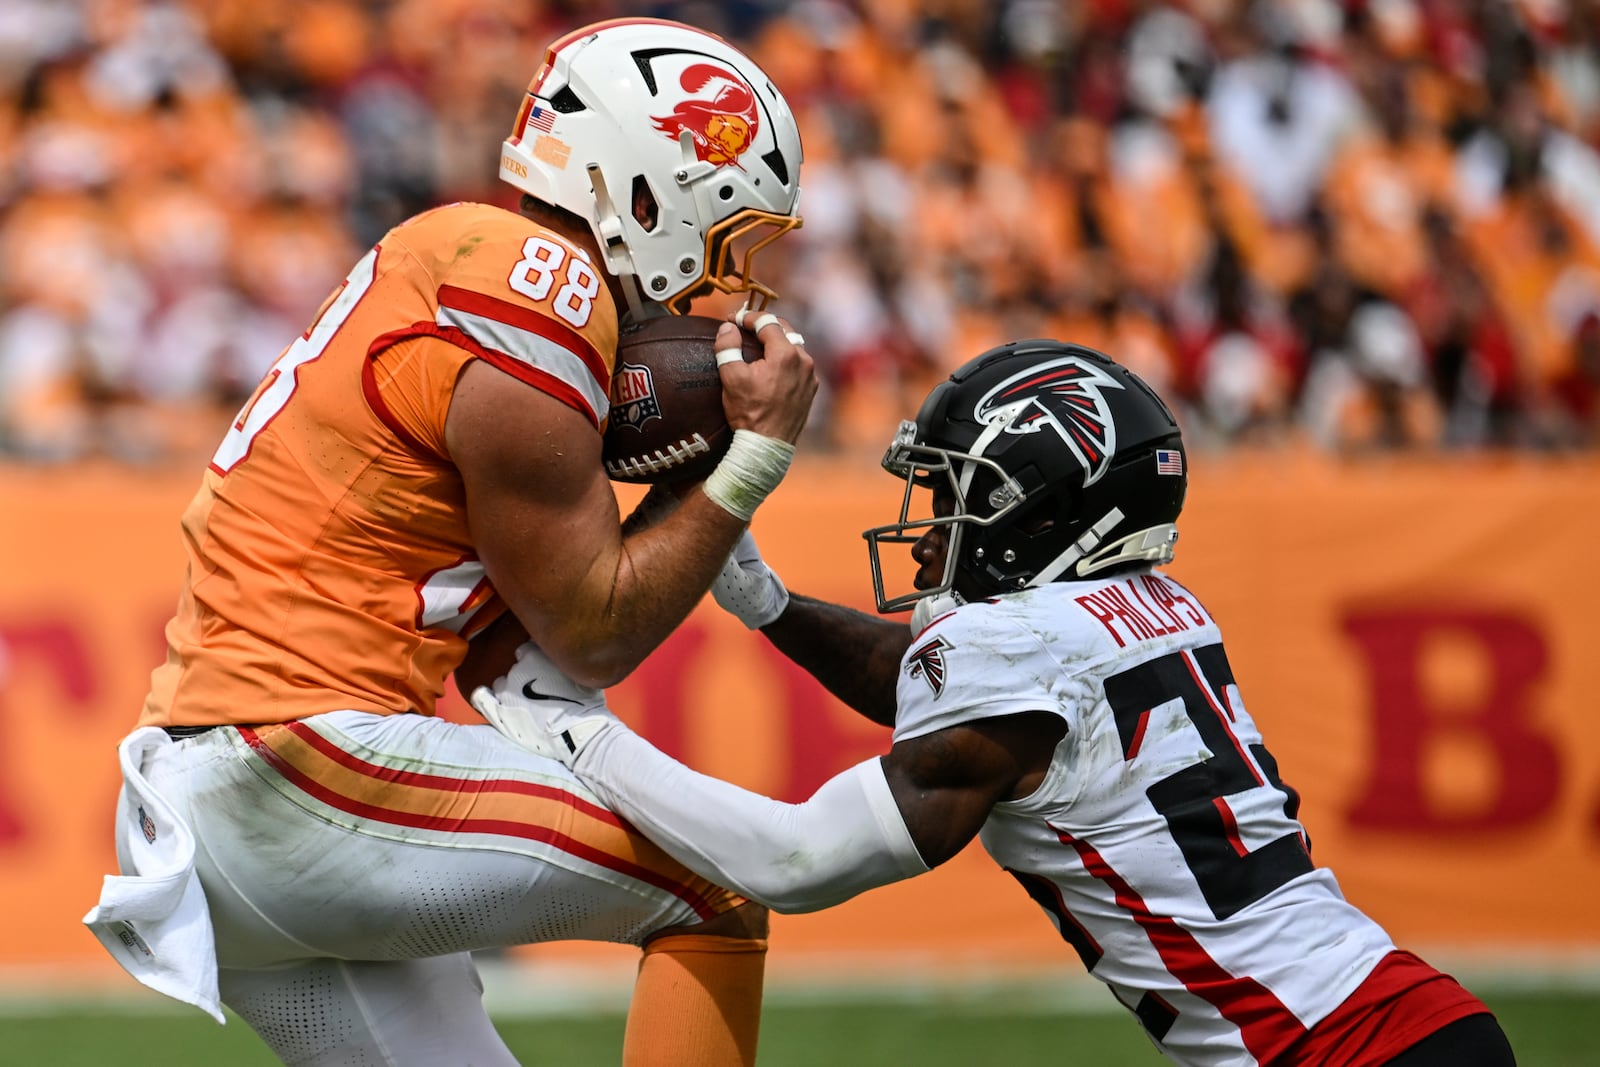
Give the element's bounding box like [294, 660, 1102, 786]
[704, 429, 795, 522]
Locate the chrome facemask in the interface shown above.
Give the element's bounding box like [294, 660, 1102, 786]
[862, 420, 1029, 615]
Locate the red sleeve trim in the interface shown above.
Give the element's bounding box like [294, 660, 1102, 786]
[436, 283, 609, 391]
[368, 322, 601, 431]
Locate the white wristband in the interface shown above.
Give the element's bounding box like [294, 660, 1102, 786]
[703, 429, 795, 522]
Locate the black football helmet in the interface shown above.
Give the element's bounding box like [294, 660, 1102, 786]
[865, 340, 1187, 614]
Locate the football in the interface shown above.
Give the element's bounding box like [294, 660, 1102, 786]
[602, 314, 762, 484]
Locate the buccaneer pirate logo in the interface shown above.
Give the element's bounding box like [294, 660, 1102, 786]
[652, 62, 761, 168]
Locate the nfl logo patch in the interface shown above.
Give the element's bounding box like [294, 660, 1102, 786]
[137, 804, 157, 844]
[1155, 449, 1184, 476]
[611, 362, 661, 429]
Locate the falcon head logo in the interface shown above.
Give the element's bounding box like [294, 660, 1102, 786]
[651, 62, 761, 169]
[906, 635, 953, 697]
[973, 356, 1125, 486]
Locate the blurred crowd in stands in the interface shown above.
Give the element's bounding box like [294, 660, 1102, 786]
[2, 0, 1600, 465]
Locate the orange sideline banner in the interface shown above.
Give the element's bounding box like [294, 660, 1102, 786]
[2, 452, 1599, 984]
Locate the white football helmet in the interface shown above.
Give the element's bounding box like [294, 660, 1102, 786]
[500, 18, 804, 313]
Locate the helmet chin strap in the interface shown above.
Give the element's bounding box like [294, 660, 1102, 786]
[1029, 508, 1125, 586]
[585, 162, 655, 321]
[616, 276, 658, 322]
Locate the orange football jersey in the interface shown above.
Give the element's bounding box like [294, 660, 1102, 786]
[142, 201, 618, 727]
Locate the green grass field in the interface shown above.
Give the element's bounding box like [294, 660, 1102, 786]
[1, 989, 1593, 1065]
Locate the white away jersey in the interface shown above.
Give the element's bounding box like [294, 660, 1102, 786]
[894, 571, 1395, 1067]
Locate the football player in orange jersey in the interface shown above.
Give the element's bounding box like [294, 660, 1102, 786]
[84, 19, 812, 1067]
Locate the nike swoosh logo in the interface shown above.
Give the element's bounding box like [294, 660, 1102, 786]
[522, 679, 581, 705]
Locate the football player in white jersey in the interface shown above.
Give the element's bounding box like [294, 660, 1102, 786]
[475, 339, 1517, 1066]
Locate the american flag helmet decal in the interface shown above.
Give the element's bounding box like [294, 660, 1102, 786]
[527, 104, 557, 133]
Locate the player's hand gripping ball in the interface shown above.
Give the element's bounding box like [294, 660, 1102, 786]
[602, 315, 762, 484]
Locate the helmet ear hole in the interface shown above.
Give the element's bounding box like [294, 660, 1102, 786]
[1018, 512, 1057, 536]
[631, 176, 660, 232]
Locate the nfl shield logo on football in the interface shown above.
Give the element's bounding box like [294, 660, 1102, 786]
[137, 804, 157, 844]
[611, 362, 662, 429]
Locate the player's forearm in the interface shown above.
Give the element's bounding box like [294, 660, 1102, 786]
[757, 592, 910, 727]
[538, 490, 746, 687]
[575, 724, 928, 912]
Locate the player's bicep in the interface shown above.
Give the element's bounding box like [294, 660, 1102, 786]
[882, 712, 1066, 867]
[446, 359, 621, 658]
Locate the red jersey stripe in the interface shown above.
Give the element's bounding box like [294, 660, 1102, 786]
[1125, 709, 1150, 760]
[1181, 649, 1264, 787]
[1284, 949, 1491, 1065]
[1212, 797, 1251, 859]
[473, 350, 602, 430]
[369, 322, 603, 430]
[1058, 827, 1308, 1063]
[437, 284, 608, 388]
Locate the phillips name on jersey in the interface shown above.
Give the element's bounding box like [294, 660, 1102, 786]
[892, 573, 1399, 1067]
